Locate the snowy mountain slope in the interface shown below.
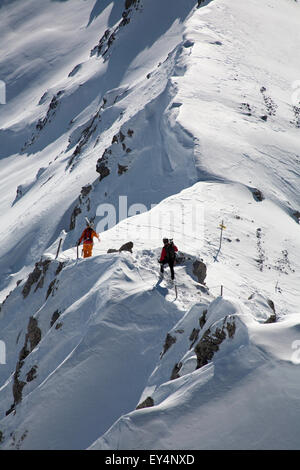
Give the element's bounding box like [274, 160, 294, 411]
[0, 0, 300, 451]
[0, 0, 198, 300]
[93, 179, 300, 315]
[0, 247, 211, 449]
[90, 298, 300, 450]
[181, 0, 300, 213]
[0, 177, 299, 449]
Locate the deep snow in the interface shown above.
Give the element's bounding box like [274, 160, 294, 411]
[0, 0, 300, 450]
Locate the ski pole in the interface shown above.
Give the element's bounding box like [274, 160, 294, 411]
[55, 238, 62, 259]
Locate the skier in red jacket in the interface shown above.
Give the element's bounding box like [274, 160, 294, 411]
[159, 238, 178, 280]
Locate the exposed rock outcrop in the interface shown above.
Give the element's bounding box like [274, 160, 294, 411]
[46, 278, 59, 300]
[22, 92, 63, 151]
[96, 148, 111, 181]
[118, 163, 128, 175]
[50, 310, 61, 328]
[194, 316, 236, 369]
[136, 396, 154, 410]
[264, 299, 276, 323]
[292, 210, 300, 224]
[69, 184, 94, 230]
[170, 362, 182, 380]
[7, 317, 42, 415]
[107, 241, 134, 254]
[119, 241, 133, 253]
[192, 259, 207, 284]
[22, 259, 51, 298]
[189, 328, 200, 349]
[26, 365, 38, 382]
[160, 333, 176, 358]
[90, 1, 140, 59]
[251, 188, 264, 202]
[199, 309, 207, 329]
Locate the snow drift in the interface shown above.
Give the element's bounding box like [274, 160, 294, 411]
[0, 0, 300, 450]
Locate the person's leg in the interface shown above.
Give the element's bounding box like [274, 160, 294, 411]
[160, 259, 167, 275]
[83, 243, 93, 258]
[169, 260, 175, 280]
[82, 244, 88, 258]
[87, 244, 93, 257]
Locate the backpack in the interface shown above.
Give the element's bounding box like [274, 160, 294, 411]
[165, 242, 176, 262]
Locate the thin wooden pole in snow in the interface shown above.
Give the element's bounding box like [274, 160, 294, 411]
[219, 220, 226, 252]
[174, 284, 178, 300]
[214, 220, 226, 262]
[55, 238, 62, 259]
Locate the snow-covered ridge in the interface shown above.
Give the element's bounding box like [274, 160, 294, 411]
[90, 294, 300, 450]
[0, 0, 198, 298]
[0, 246, 208, 449]
[2, 237, 299, 450]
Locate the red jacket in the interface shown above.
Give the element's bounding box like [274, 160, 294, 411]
[160, 243, 178, 262]
[79, 227, 99, 245]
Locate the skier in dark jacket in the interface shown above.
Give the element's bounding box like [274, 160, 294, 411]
[159, 238, 178, 280]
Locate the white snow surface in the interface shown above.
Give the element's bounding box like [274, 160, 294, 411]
[0, 0, 299, 450]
